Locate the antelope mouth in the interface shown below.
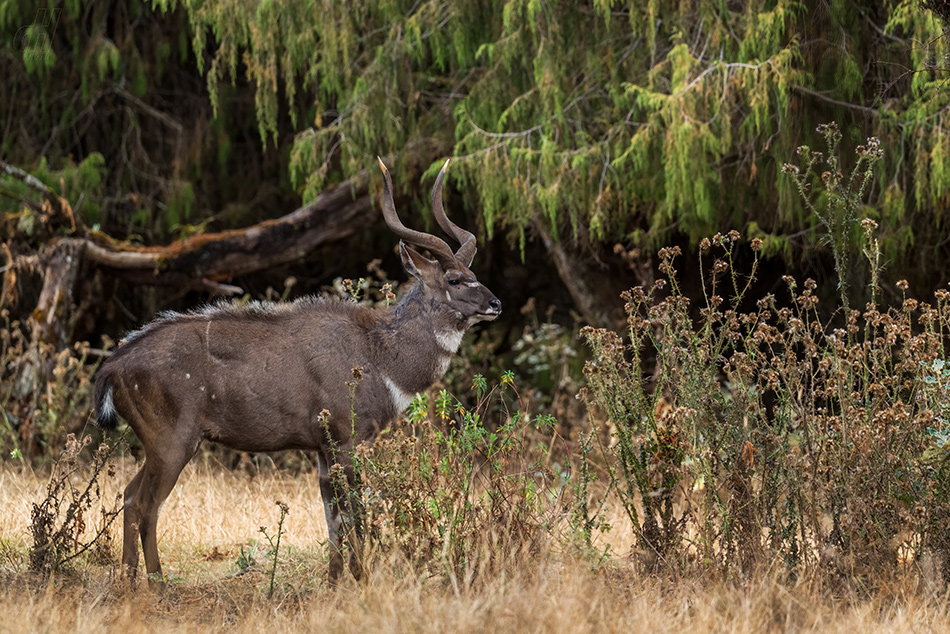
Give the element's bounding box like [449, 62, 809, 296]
[476, 308, 502, 321]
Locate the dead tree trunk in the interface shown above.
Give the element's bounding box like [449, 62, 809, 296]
[32, 240, 84, 348]
[532, 218, 625, 330]
[79, 141, 441, 292]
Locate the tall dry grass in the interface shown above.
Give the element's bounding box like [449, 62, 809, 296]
[1, 460, 950, 633]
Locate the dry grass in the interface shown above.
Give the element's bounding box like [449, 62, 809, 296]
[1, 460, 950, 633]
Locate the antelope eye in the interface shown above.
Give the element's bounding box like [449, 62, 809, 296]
[448, 278, 460, 286]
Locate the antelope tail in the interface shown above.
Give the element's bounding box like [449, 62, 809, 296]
[93, 372, 119, 430]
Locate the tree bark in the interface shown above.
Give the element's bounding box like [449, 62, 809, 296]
[32, 240, 84, 348]
[533, 218, 621, 330]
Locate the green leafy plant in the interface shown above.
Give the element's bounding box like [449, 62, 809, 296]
[234, 541, 259, 575]
[260, 500, 290, 599]
[354, 374, 566, 585]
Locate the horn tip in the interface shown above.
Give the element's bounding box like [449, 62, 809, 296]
[377, 156, 388, 173]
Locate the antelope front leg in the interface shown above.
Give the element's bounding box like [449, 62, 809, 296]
[317, 452, 362, 581]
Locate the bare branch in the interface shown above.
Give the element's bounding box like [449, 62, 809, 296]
[0, 159, 55, 199]
[793, 86, 879, 117]
[76, 138, 446, 290]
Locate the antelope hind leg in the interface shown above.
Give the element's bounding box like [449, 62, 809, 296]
[120, 467, 147, 583]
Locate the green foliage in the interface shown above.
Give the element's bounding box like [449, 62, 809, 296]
[0, 153, 106, 227]
[1, 0, 281, 243]
[147, 0, 883, 253]
[94, 38, 119, 82]
[19, 25, 56, 76]
[5, 0, 950, 279]
[163, 181, 197, 236]
[354, 374, 566, 581]
[454, 0, 809, 247]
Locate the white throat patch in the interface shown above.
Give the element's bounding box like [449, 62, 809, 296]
[435, 329, 464, 353]
[435, 355, 451, 379]
[384, 376, 416, 414]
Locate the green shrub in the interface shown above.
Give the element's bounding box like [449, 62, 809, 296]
[353, 375, 566, 585]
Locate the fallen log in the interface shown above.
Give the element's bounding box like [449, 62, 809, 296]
[79, 143, 441, 291]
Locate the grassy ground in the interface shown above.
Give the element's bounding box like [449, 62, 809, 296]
[2, 458, 950, 633]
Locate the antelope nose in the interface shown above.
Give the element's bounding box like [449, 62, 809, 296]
[489, 298, 502, 313]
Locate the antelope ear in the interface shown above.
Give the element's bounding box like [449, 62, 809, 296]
[399, 242, 441, 279]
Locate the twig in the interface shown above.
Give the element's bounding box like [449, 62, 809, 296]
[793, 86, 878, 116]
[0, 159, 54, 198]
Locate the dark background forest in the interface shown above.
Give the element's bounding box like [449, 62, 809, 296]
[2, 0, 950, 454]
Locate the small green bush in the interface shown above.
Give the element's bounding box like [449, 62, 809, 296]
[354, 375, 566, 585]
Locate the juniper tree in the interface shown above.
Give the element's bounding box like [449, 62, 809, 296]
[2, 0, 949, 282]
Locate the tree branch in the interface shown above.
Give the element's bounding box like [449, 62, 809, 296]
[0, 159, 55, 199]
[74, 138, 446, 291]
[793, 86, 879, 117]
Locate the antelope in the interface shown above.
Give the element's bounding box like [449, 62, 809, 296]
[93, 158, 501, 585]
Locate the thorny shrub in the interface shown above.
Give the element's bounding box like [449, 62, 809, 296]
[781, 121, 884, 312]
[29, 433, 123, 577]
[581, 232, 950, 588]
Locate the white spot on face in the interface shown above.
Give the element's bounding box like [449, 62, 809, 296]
[465, 281, 480, 288]
[134, 384, 139, 391]
[466, 314, 491, 327]
[445, 290, 452, 301]
[200, 386, 205, 392]
[435, 329, 464, 353]
[211, 394, 216, 400]
[383, 376, 415, 413]
[186, 373, 191, 379]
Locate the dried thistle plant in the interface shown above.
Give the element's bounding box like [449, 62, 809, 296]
[29, 433, 124, 577]
[583, 229, 950, 583]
